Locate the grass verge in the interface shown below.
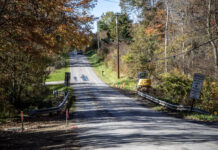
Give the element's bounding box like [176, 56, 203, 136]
[85, 50, 137, 91]
[46, 53, 70, 82]
[46, 67, 69, 82]
[145, 103, 218, 122]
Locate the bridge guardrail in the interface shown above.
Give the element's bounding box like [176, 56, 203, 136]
[28, 91, 69, 116]
[137, 91, 209, 114]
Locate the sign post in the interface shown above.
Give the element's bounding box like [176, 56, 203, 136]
[189, 73, 204, 111]
[65, 72, 71, 87]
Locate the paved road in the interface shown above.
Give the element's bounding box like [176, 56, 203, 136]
[70, 52, 218, 150]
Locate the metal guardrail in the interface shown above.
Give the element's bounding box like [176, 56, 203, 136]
[28, 91, 69, 116]
[138, 91, 209, 114]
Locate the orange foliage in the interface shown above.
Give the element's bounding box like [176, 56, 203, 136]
[0, 0, 96, 110]
[0, 0, 95, 55]
[144, 9, 165, 36]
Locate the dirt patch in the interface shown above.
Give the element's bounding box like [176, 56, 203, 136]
[0, 114, 80, 150]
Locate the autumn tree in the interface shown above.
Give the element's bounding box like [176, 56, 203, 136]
[0, 0, 95, 112]
[122, 6, 165, 78]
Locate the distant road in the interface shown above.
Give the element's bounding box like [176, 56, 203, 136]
[70, 52, 218, 150]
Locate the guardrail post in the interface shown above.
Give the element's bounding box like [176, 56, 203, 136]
[66, 108, 69, 126]
[21, 111, 24, 132]
[65, 91, 68, 96]
[190, 99, 195, 112]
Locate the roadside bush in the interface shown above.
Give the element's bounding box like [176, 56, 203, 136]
[200, 81, 218, 113]
[54, 56, 67, 69]
[157, 70, 218, 113]
[0, 99, 17, 119]
[157, 69, 192, 105]
[104, 49, 117, 71]
[98, 47, 109, 60]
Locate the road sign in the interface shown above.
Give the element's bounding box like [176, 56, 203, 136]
[65, 72, 71, 86]
[189, 73, 204, 99]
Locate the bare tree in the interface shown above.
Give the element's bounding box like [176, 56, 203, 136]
[207, 0, 217, 76]
[164, 0, 169, 73]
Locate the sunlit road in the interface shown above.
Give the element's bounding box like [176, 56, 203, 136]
[70, 52, 218, 150]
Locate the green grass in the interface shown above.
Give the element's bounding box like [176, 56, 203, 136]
[86, 50, 137, 91]
[152, 105, 218, 122]
[46, 66, 69, 82]
[48, 85, 69, 91]
[46, 53, 70, 82]
[184, 113, 218, 122]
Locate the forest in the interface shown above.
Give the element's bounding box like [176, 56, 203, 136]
[0, 0, 95, 117]
[91, 0, 218, 113]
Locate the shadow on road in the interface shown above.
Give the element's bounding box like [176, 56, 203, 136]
[72, 83, 218, 149]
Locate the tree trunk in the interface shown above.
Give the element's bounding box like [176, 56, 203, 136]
[182, 22, 185, 74]
[207, 0, 217, 76]
[164, 1, 169, 73]
[214, 0, 218, 31]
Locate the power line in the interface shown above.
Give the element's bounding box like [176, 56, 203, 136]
[151, 37, 218, 62]
[102, 0, 120, 4]
[130, 34, 217, 64]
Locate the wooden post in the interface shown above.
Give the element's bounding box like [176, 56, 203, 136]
[21, 111, 24, 132]
[116, 13, 120, 79]
[190, 99, 195, 112]
[66, 108, 69, 126]
[97, 21, 100, 52]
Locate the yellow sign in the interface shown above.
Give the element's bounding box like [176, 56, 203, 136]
[138, 79, 151, 86]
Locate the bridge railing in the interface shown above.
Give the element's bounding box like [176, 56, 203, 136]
[28, 91, 69, 116]
[138, 91, 209, 114]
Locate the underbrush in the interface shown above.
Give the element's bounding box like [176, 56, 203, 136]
[0, 85, 75, 124]
[153, 105, 218, 122]
[155, 69, 218, 114]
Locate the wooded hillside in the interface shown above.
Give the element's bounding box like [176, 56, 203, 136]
[90, 0, 218, 113]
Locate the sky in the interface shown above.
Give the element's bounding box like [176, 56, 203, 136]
[90, 0, 121, 33]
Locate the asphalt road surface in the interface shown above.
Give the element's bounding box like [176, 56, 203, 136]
[70, 52, 218, 150]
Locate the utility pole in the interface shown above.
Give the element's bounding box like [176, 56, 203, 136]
[96, 18, 100, 52]
[116, 13, 120, 79]
[97, 22, 100, 52]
